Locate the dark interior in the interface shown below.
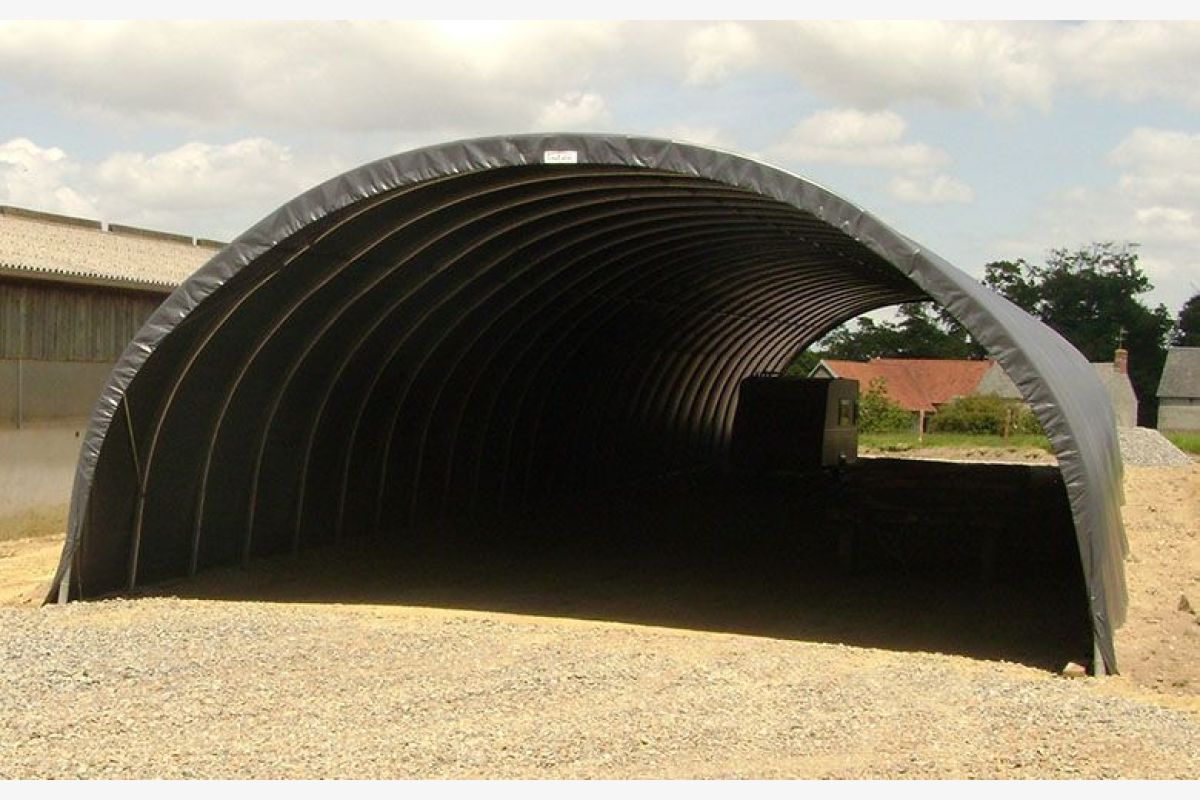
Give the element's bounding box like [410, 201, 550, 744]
[75, 166, 925, 597]
[158, 459, 1093, 671]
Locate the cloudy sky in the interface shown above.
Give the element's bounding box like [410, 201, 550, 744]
[1, 19, 1198, 314]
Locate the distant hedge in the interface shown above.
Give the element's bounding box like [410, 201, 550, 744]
[928, 394, 1043, 436]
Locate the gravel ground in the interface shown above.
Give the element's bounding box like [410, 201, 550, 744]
[2, 461, 1197, 779]
[1, 597, 1198, 779]
[1118, 427, 1194, 467]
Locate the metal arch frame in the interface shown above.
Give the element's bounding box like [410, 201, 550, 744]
[323, 192, 796, 539]
[124, 270, 281, 591]
[275, 173, 691, 551]
[378, 224, 825, 529]
[493, 243, 872, 506]
[334, 189, 815, 529]
[700, 284, 921, 460]
[568, 266, 839, 469]
[632, 266, 867, 436]
[133, 168, 664, 575]
[54, 134, 1125, 674]
[547, 255, 902, 490]
[489, 250, 809, 497]
[417, 223, 824, 525]
[415, 226, 816, 522]
[185, 169, 538, 570]
[364, 219, 795, 525]
[444, 228, 827, 514]
[283, 186, 772, 546]
[552, 259, 862, 492]
[632, 271, 918, 464]
[125, 174, 464, 586]
[205, 172, 705, 559]
[494, 243, 848, 505]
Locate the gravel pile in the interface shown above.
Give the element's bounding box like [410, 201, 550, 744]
[2, 598, 1198, 779]
[1118, 427, 1194, 467]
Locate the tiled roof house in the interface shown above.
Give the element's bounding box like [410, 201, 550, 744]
[812, 349, 1139, 428]
[809, 358, 1014, 413]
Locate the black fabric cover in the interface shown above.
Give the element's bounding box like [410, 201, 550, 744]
[48, 134, 1127, 672]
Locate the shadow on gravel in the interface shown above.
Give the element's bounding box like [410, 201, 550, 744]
[159, 459, 1094, 672]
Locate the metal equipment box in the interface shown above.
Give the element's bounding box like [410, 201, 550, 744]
[729, 376, 859, 472]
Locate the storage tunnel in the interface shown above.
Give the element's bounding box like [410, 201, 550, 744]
[47, 134, 1128, 672]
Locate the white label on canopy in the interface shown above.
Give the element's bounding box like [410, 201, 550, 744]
[543, 150, 579, 164]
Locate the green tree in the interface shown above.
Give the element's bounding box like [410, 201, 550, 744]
[816, 302, 984, 361]
[858, 378, 916, 433]
[983, 243, 1173, 426]
[1174, 292, 1200, 346]
[784, 349, 821, 377]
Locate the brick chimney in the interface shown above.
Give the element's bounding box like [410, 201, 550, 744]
[1114, 347, 1129, 375]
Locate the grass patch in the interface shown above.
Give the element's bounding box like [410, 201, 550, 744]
[860, 432, 1053, 452]
[1163, 431, 1200, 454]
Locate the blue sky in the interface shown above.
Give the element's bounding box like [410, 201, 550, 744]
[1, 19, 1197, 315]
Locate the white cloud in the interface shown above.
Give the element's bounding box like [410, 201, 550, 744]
[769, 108, 957, 175]
[683, 22, 759, 87]
[0, 136, 340, 240]
[1015, 126, 1200, 312]
[787, 108, 907, 149]
[97, 139, 315, 205]
[0, 138, 97, 218]
[1108, 128, 1200, 210]
[767, 109, 972, 207]
[888, 174, 975, 205]
[96, 139, 344, 235]
[0, 21, 623, 133]
[534, 92, 610, 131]
[706, 21, 1054, 112]
[2, 20, 1198, 140]
[674, 21, 1200, 114]
[1056, 21, 1200, 109]
[678, 21, 1199, 113]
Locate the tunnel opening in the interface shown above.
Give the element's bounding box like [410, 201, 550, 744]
[159, 458, 1092, 671]
[53, 134, 1126, 673]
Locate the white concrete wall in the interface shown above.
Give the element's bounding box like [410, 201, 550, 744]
[1, 359, 112, 426]
[1110, 379, 1139, 428]
[0, 423, 84, 540]
[1158, 398, 1200, 432]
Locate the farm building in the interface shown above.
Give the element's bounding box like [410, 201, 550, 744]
[812, 350, 1138, 428]
[809, 357, 1018, 427]
[1091, 349, 1139, 428]
[40, 135, 1129, 674]
[0, 205, 218, 538]
[1157, 347, 1200, 431]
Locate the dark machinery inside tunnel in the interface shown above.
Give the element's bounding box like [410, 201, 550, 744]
[50, 134, 1127, 673]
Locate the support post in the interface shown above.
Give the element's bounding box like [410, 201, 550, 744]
[17, 290, 25, 429]
[15, 358, 22, 429]
[56, 563, 71, 605]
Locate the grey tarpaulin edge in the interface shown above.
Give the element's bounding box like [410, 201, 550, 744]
[47, 132, 1127, 672]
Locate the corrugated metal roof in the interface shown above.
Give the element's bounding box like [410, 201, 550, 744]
[0, 206, 221, 290]
[1157, 347, 1200, 398]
